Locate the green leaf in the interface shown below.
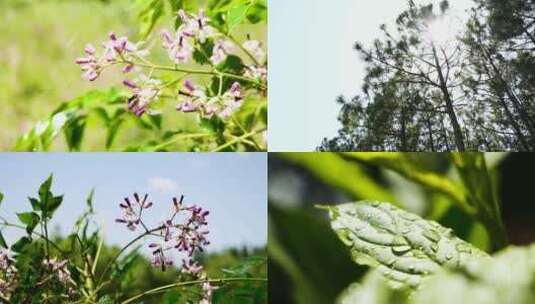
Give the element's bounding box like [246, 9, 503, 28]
[38, 174, 53, 206]
[226, 1, 251, 33]
[412, 245, 535, 304]
[234, 97, 267, 130]
[137, 0, 165, 38]
[97, 296, 114, 304]
[86, 189, 95, 211]
[193, 40, 215, 65]
[246, 0, 267, 24]
[281, 153, 396, 203]
[169, 0, 197, 12]
[218, 54, 245, 74]
[14, 89, 128, 152]
[11, 236, 31, 252]
[47, 195, 64, 216]
[451, 153, 507, 251]
[17, 212, 40, 236]
[0, 231, 7, 248]
[64, 115, 87, 151]
[200, 116, 226, 134]
[28, 197, 40, 211]
[161, 291, 182, 303]
[320, 201, 488, 288]
[0, 192, 3, 205]
[337, 271, 410, 304]
[340, 153, 469, 212]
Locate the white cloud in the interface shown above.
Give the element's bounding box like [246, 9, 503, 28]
[147, 177, 179, 193]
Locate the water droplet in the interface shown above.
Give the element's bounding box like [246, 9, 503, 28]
[456, 243, 472, 254]
[423, 229, 440, 242]
[400, 212, 419, 221]
[392, 245, 411, 255]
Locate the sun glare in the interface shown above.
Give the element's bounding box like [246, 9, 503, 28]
[424, 15, 459, 46]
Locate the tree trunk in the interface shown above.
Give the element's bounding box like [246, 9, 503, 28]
[480, 62, 531, 150]
[432, 46, 466, 151]
[482, 46, 535, 139]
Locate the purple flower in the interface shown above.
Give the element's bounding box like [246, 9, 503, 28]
[42, 258, 73, 285]
[102, 32, 148, 62]
[218, 82, 244, 119]
[151, 247, 174, 272]
[200, 273, 218, 303]
[178, 9, 215, 43]
[75, 33, 148, 82]
[75, 43, 100, 81]
[177, 80, 207, 114]
[176, 100, 200, 113]
[117, 193, 210, 274]
[161, 29, 194, 64]
[244, 65, 268, 82]
[181, 259, 204, 275]
[210, 39, 235, 65]
[0, 250, 18, 299]
[123, 74, 162, 117]
[243, 40, 265, 63]
[115, 193, 152, 230]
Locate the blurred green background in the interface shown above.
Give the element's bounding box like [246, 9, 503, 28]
[0, 0, 266, 151]
[268, 152, 535, 304]
[0, 0, 133, 149]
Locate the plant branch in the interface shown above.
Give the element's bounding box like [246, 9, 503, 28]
[96, 225, 164, 286]
[212, 128, 266, 152]
[121, 277, 267, 304]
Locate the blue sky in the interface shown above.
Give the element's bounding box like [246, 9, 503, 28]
[0, 153, 266, 257]
[269, 0, 474, 151]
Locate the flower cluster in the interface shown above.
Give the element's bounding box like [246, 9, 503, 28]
[144, 195, 210, 271]
[115, 193, 210, 270]
[116, 193, 215, 302]
[0, 250, 18, 299]
[177, 80, 243, 119]
[75, 8, 267, 121]
[75, 32, 147, 81]
[115, 192, 153, 231]
[160, 9, 215, 64]
[123, 75, 162, 116]
[42, 258, 74, 285]
[182, 260, 217, 303]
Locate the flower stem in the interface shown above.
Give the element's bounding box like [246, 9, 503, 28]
[212, 128, 266, 152]
[132, 62, 266, 89]
[120, 277, 267, 304]
[150, 133, 214, 151]
[0, 221, 65, 254]
[96, 226, 164, 286]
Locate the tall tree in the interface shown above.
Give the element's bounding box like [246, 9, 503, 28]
[320, 0, 535, 152]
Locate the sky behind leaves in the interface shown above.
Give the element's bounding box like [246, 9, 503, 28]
[269, 0, 474, 151]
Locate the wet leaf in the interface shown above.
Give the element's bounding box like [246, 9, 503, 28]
[320, 201, 488, 288]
